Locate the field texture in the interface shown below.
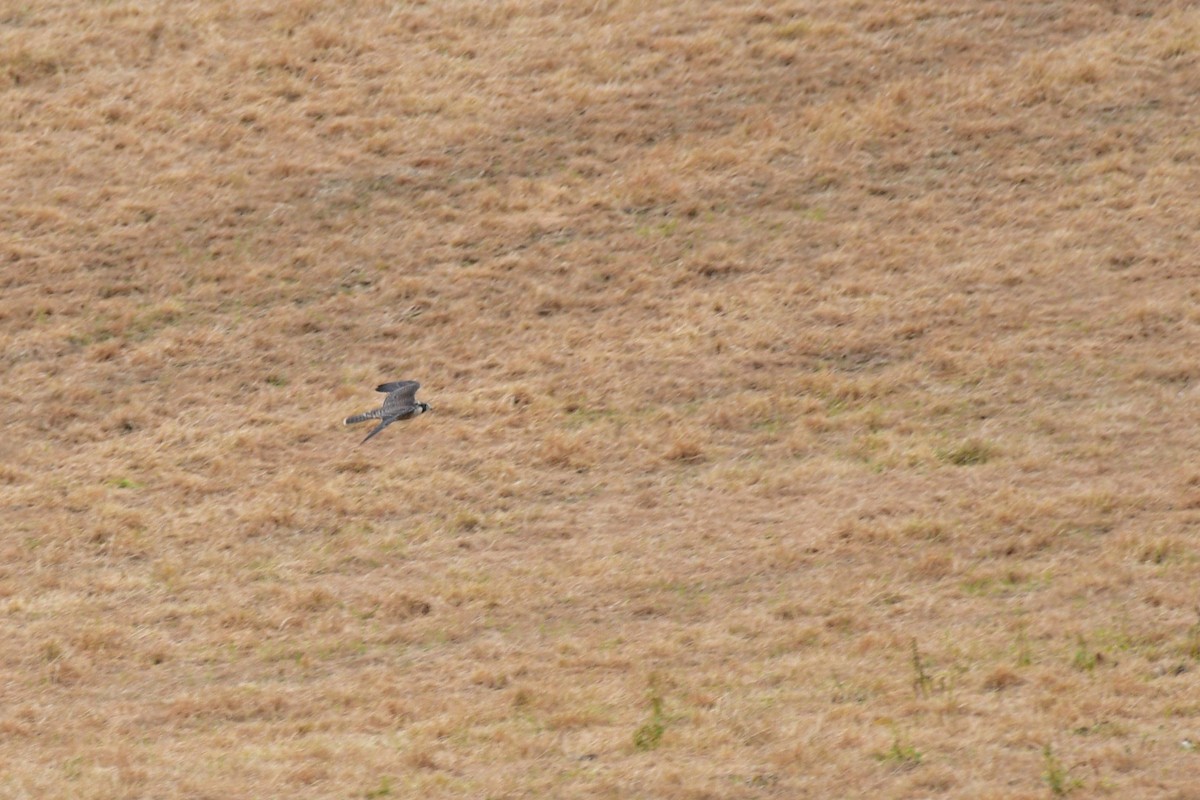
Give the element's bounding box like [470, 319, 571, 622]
[3, 1, 1200, 797]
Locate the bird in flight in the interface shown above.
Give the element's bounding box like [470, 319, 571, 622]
[344, 380, 431, 443]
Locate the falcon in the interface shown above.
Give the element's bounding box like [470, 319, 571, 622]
[344, 381, 431, 443]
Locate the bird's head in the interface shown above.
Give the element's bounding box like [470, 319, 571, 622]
[418, 402, 432, 414]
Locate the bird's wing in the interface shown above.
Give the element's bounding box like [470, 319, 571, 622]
[360, 417, 394, 444]
[377, 380, 419, 394]
[381, 382, 420, 413]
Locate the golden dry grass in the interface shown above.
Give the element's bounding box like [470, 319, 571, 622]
[3, 0, 1200, 797]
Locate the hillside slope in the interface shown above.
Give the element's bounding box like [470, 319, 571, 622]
[3, 2, 1200, 797]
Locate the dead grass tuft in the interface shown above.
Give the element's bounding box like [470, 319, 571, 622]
[540, 431, 595, 470]
[982, 665, 1026, 692]
[663, 431, 705, 463]
[938, 438, 998, 467]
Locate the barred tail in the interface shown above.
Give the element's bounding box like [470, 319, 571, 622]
[344, 409, 383, 425]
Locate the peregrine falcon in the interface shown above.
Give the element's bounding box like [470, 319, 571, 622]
[344, 380, 431, 443]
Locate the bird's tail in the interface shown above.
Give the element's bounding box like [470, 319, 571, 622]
[344, 409, 383, 425]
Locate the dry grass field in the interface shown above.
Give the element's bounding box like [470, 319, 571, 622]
[3, 0, 1200, 797]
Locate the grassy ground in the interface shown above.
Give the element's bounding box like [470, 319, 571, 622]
[3, 1, 1200, 797]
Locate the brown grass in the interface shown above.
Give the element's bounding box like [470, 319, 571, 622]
[3, 1, 1200, 797]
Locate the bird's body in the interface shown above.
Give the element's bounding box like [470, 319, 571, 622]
[344, 380, 430, 443]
